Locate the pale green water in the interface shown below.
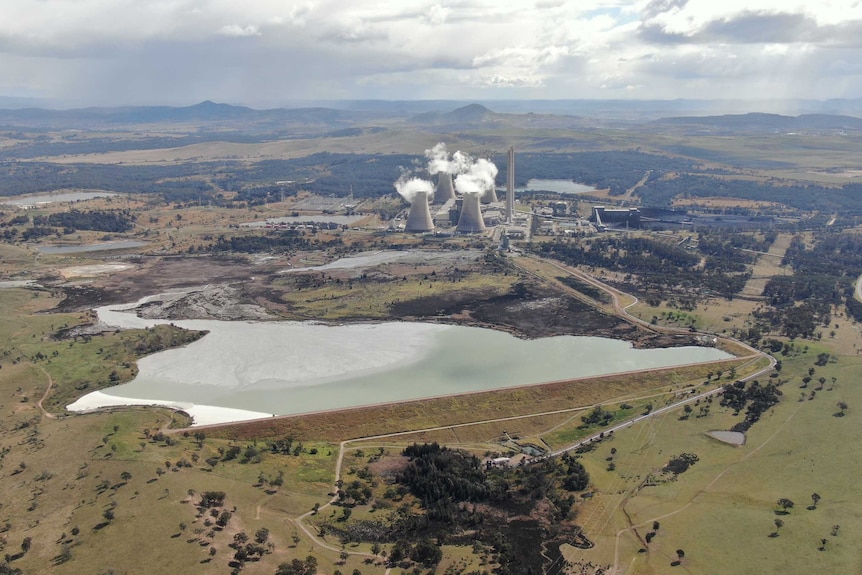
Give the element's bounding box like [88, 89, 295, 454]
[96, 315, 729, 416]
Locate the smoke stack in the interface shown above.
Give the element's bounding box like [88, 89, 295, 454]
[434, 172, 456, 204]
[405, 191, 435, 233]
[456, 193, 486, 234]
[506, 146, 515, 223]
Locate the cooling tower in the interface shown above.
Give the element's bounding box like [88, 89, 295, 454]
[405, 191, 435, 233]
[480, 186, 499, 204]
[434, 172, 456, 204]
[456, 193, 486, 234]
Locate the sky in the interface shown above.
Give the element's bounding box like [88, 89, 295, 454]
[1, 0, 862, 107]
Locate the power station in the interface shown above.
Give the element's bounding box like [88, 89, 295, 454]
[506, 146, 515, 224]
[455, 193, 486, 234]
[434, 172, 456, 204]
[404, 191, 435, 233]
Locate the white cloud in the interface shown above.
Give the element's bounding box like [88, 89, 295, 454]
[0, 0, 861, 104]
[218, 24, 261, 37]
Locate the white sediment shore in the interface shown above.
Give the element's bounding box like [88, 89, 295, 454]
[67, 292, 733, 426]
[66, 391, 273, 427]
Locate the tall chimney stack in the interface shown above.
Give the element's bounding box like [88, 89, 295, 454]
[506, 146, 515, 224]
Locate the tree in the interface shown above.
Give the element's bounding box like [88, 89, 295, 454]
[411, 540, 443, 567]
[777, 498, 795, 513]
[254, 528, 269, 545]
[836, 401, 848, 416]
[810, 493, 821, 509]
[773, 518, 784, 536]
[20, 538, 31, 554]
[676, 549, 685, 561]
[120, 471, 132, 482]
[103, 509, 115, 522]
[232, 532, 248, 547]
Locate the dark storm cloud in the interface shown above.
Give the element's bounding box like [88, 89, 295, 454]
[640, 10, 862, 48]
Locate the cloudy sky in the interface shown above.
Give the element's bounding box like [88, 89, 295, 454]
[1, 0, 861, 107]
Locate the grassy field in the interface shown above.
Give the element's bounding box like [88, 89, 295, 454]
[563, 347, 862, 574]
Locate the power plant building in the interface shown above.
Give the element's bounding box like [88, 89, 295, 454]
[404, 192, 435, 233]
[434, 172, 456, 204]
[456, 194, 486, 234]
[591, 206, 640, 230]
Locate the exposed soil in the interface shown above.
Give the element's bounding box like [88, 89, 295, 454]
[48, 252, 709, 351]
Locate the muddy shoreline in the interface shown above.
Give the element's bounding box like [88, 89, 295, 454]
[47, 253, 706, 350]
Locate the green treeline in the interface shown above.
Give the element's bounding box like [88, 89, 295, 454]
[636, 173, 862, 213]
[757, 233, 862, 336]
[720, 380, 782, 433]
[533, 233, 754, 299]
[32, 209, 135, 233]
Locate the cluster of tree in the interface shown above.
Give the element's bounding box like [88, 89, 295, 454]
[267, 438, 305, 456]
[275, 555, 318, 575]
[663, 453, 699, 475]
[0, 161, 222, 199]
[636, 173, 862, 213]
[720, 380, 782, 432]
[398, 443, 491, 522]
[753, 233, 862, 336]
[31, 209, 135, 233]
[0, 151, 696, 205]
[198, 491, 226, 508]
[205, 231, 332, 254]
[579, 406, 614, 427]
[229, 529, 272, 570]
[131, 326, 208, 356]
[533, 235, 751, 299]
[388, 539, 443, 568]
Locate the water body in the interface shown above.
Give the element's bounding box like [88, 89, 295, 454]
[515, 179, 596, 195]
[68, 297, 731, 424]
[2, 191, 118, 206]
[37, 240, 148, 254]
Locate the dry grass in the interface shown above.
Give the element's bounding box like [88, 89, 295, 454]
[740, 232, 794, 299]
[204, 359, 748, 443]
[563, 345, 862, 574]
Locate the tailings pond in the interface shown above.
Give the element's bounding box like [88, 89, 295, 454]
[68, 296, 731, 425]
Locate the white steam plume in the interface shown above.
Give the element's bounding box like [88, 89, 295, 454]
[394, 176, 434, 203]
[452, 150, 473, 174]
[454, 157, 498, 196]
[425, 142, 454, 175]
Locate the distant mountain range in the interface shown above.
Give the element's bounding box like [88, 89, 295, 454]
[650, 112, 862, 132]
[1, 100, 862, 134]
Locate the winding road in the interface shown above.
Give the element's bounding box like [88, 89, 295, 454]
[288, 253, 774, 567]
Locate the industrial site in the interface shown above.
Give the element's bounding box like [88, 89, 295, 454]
[1, 98, 862, 575]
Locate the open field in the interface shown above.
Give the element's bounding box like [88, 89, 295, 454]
[562, 348, 862, 574]
[3, 112, 862, 573]
[203, 358, 746, 443]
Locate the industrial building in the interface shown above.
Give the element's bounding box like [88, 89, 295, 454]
[591, 206, 641, 230]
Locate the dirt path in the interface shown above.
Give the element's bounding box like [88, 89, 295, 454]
[739, 233, 793, 299]
[609, 402, 804, 575]
[36, 366, 57, 420]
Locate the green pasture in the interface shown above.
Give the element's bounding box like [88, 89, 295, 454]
[567, 349, 862, 574]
